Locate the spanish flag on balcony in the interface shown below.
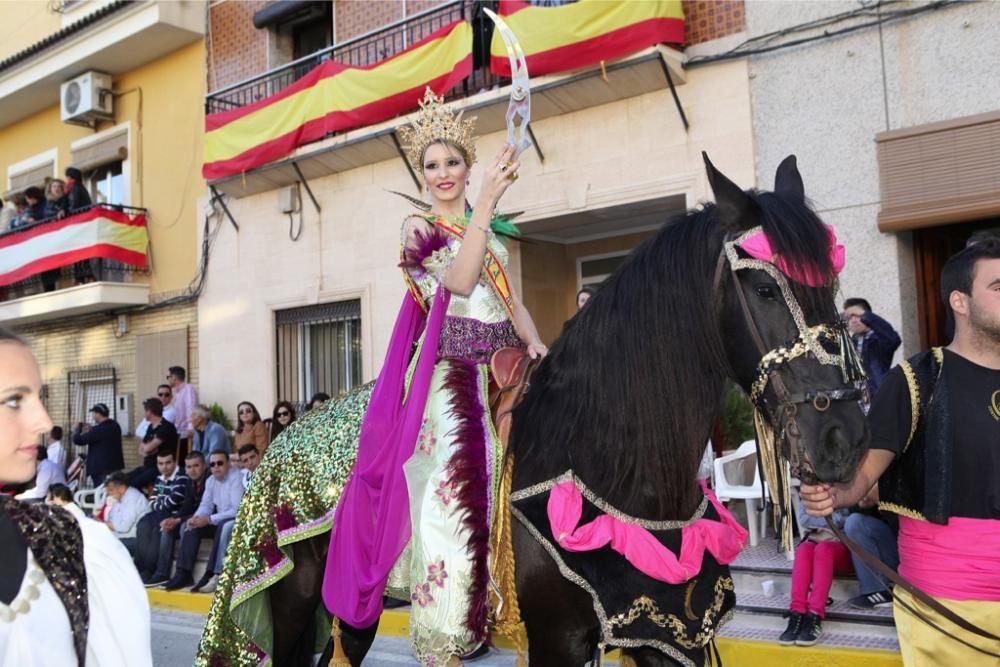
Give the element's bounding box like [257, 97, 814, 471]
[203, 20, 473, 181]
[0, 206, 148, 287]
[490, 0, 684, 78]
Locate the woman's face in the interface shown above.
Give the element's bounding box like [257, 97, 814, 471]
[577, 290, 592, 310]
[276, 406, 292, 425]
[0, 342, 53, 484]
[422, 142, 469, 205]
[48, 181, 65, 199]
[238, 403, 255, 424]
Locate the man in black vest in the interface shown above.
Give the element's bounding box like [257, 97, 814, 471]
[802, 240, 1000, 664]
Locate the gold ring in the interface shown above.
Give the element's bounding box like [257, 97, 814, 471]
[509, 171, 519, 181]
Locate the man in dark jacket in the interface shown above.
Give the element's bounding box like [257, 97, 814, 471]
[72, 402, 124, 486]
[842, 298, 901, 401]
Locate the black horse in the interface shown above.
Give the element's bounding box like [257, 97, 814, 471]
[268, 154, 869, 666]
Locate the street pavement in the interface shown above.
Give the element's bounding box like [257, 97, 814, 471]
[151, 608, 527, 666]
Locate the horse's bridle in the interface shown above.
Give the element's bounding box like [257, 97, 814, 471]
[713, 227, 864, 482]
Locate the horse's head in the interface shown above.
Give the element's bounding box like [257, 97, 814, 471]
[705, 153, 868, 485]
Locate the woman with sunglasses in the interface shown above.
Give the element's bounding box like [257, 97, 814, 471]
[268, 401, 297, 443]
[233, 401, 268, 456]
[0, 328, 152, 665]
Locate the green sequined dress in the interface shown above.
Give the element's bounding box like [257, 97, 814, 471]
[193, 384, 371, 666]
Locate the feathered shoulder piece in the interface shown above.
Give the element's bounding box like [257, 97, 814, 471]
[399, 217, 451, 273]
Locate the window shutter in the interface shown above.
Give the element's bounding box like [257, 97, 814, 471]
[7, 161, 55, 195]
[70, 128, 129, 172]
[877, 110, 1000, 231]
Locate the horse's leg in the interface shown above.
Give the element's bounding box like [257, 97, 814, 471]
[513, 521, 600, 666]
[271, 534, 328, 667]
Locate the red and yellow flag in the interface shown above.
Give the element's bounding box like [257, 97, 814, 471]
[0, 206, 148, 287]
[490, 0, 684, 77]
[204, 20, 473, 180]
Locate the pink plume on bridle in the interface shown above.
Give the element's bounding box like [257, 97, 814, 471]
[739, 224, 845, 287]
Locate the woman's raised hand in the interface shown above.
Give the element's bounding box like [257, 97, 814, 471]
[478, 144, 520, 207]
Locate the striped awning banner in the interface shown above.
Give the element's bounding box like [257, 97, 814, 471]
[490, 0, 684, 78]
[0, 206, 148, 287]
[203, 19, 474, 180]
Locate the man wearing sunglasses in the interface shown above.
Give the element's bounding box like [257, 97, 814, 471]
[164, 449, 244, 593]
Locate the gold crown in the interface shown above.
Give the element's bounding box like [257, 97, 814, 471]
[398, 87, 477, 173]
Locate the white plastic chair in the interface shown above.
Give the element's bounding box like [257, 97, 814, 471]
[74, 484, 106, 516]
[713, 440, 768, 547]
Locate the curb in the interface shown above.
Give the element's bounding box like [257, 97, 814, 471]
[148, 592, 902, 666]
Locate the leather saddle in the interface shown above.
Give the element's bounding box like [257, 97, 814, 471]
[488, 347, 538, 452]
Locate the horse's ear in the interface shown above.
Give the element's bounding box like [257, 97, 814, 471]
[774, 154, 805, 202]
[703, 152, 756, 232]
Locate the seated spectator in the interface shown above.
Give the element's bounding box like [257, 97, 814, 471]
[778, 497, 852, 648]
[22, 186, 46, 224]
[43, 178, 67, 220]
[845, 486, 898, 609]
[64, 166, 92, 215]
[102, 471, 152, 555]
[136, 385, 177, 439]
[138, 397, 179, 468]
[45, 482, 76, 508]
[47, 425, 66, 471]
[307, 392, 330, 411]
[15, 445, 67, 502]
[164, 450, 244, 593]
[269, 401, 296, 442]
[134, 451, 194, 587]
[191, 404, 229, 455]
[237, 444, 260, 490]
[233, 401, 268, 455]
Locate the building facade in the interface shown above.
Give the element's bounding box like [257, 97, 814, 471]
[0, 0, 206, 469]
[744, 0, 1000, 356]
[198, 0, 753, 413]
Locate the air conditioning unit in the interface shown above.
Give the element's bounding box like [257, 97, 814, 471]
[60, 71, 113, 124]
[115, 393, 133, 436]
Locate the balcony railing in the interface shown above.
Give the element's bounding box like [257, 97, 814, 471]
[0, 204, 149, 303]
[205, 0, 507, 116]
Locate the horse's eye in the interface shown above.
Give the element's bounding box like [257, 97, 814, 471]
[754, 285, 777, 299]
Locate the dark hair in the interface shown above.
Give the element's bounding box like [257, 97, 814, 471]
[237, 444, 259, 456]
[941, 239, 1000, 308]
[50, 425, 63, 440]
[65, 167, 83, 181]
[143, 397, 163, 417]
[37, 445, 47, 461]
[105, 471, 129, 488]
[156, 450, 175, 461]
[208, 449, 229, 461]
[47, 483, 74, 504]
[967, 228, 1000, 247]
[576, 285, 598, 300]
[157, 383, 172, 393]
[309, 392, 330, 405]
[842, 297, 872, 312]
[23, 186, 43, 201]
[167, 366, 186, 381]
[185, 450, 205, 462]
[235, 401, 261, 432]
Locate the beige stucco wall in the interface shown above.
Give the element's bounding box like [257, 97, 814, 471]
[197, 58, 756, 412]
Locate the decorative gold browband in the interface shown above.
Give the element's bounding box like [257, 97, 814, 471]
[749, 324, 840, 403]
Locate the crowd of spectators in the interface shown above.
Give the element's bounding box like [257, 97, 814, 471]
[21, 365, 332, 595]
[0, 166, 93, 232]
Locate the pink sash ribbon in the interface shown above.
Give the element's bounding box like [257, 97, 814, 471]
[547, 479, 748, 584]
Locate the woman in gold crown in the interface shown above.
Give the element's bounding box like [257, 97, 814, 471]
[193, 89, 544, 667]
[323, 87, 546, 666]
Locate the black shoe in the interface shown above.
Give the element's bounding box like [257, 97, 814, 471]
[144, 573, 169, 588]
[848, 589, 892, 610]
[778, 612, 804, 646]
[795, 612, 823, 646]
[190, 573, 213, 593]
[460, 645, 490, 661]
[163, 572, 193, 592]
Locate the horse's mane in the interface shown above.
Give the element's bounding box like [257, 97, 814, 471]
[510, 190, 835, 519]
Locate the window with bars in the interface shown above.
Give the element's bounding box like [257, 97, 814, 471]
[275, 300, 362, 410]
